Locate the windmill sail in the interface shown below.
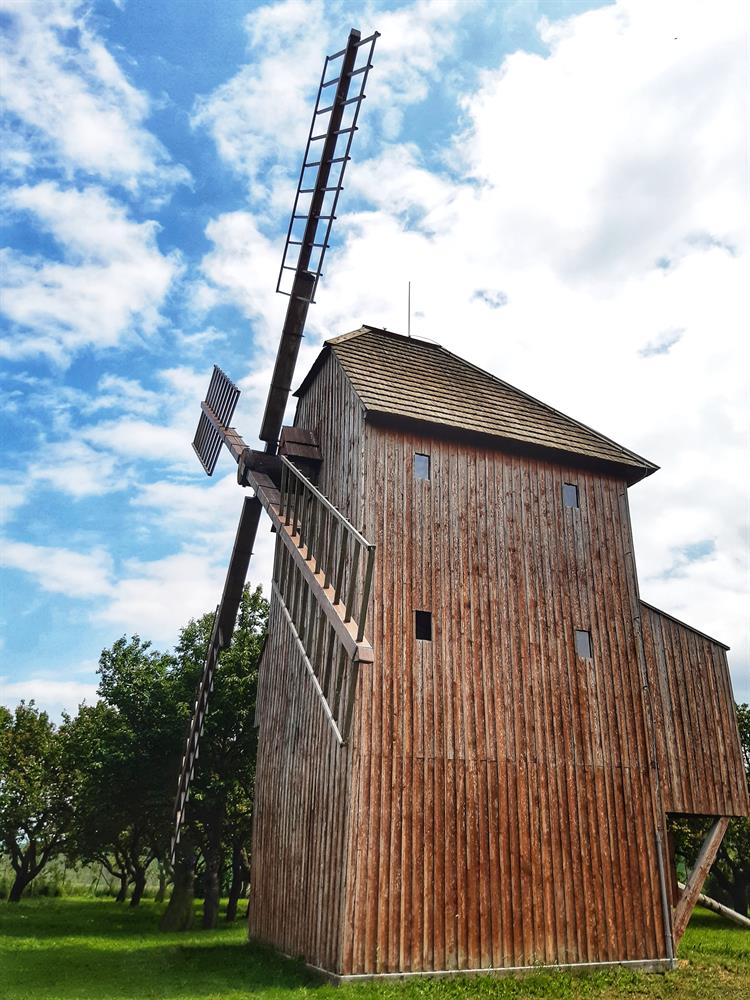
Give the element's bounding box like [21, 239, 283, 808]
[261, 28, 379, 451]
[170, 28, 379, 861]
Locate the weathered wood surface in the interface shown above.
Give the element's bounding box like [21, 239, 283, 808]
[251, 346, 745, 977]
[641, 604, 749, 817]
[250, 352, 367, 975]
[343, 425, 668, 974]
[249, 596, 352, 971]
[296, 327, 658, 483]
[672, 818, 729, 945]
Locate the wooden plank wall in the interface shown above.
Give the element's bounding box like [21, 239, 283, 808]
[249, 597, 351, 971]
[249, 354, 367, 973]
[294, 352, 365, 528]
[343, 424, 669, 974]
[641, 604, 748, 817]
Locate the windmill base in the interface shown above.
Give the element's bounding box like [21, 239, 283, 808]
[291, 955, 677, 984]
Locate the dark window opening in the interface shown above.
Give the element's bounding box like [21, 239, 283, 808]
[563, 483, 579, 508]
[575, 629, 592, 659]
[414, 453, 431, 481]
[415, 610, 432, 641]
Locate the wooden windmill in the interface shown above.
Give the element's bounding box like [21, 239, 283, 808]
[171, 25, 748, 985]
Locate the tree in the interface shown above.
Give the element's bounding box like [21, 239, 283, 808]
[671, 703, 750, 916]
[0, 703, 72, 902]
[163, 584, 268, 928]
[67, 637, 181, 905]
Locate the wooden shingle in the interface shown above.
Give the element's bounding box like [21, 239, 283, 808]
[296, 326, 658, 484]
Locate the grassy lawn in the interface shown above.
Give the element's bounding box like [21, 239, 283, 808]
[0, 897, 747, 1000]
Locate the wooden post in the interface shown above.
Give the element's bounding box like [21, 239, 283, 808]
[672, 817, 729, 946]
[677, 880, 750, 930]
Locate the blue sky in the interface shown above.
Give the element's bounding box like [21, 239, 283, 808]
[1, 0, 748, 716]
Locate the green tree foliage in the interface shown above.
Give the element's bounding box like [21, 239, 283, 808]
[3, 584, 267, 920]
[66, 637, 181, 905]
[167, 585, 268, 928]
[0, 703, 73, 902]
[671, 703, 750, 916]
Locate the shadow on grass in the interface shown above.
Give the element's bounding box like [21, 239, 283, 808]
[0, 898, 257, 940]
[1, 898, 322, 999]
[2, 938, 321, 999]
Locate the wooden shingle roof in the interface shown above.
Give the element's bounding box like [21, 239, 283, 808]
[296, 325, 658, 484]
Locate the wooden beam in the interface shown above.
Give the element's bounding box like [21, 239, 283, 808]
[200, 400, 248, 464]
[272, 511, 374, 664]
[241, 467, 374, 664]
[272, 582, 344, 746]
[677, 880, 750, 930]
[216, 496, 262, 646]
[672, 817, 729, 945]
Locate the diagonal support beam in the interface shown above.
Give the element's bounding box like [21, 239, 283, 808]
[672, 817, 729, 946]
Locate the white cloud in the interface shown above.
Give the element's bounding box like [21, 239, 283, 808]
[195, 0, 749, 696]
[133, 473, 249, 536]
[191, 0, 472, 199]
[198, 211, 281, 325]
[0, 182, 182, 363]
[0, 539, 112, 598]
[361, 0, 474, 139]
[91, 374, 162, 417]
[81, 418, 190, 464]
[0, 0, 189, 192]
[31, 439, 122, 498]
[95, 524, 275, 644]
[455, 1, 746, 283]
[0, 676, 98, 720]
[0, 483, 30, 526]
[191, 0, 326, 198]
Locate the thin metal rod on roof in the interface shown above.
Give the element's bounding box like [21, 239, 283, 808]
[408, 281, 411, 338]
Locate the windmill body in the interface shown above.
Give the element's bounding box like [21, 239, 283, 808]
[171, 27, 748, 985]
[248, 326, 748, 978]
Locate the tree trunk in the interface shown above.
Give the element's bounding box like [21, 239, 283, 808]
[160, 843, 195, 932]
[225, 843, 240, 922]
[225, 879, 240, 922]
[155, 863, 167, 904]
[130, 867, 147, 907]
[115, 873, 128, 903]
[226, 841, 249, 922]
[202, 851, 221, 930]
[8, 871, 31, 903]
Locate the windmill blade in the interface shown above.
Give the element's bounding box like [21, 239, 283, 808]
[192, 365, 241, 475]
[260, 28, 379, 451]
[174, 24, 379, 862]
[171, 495, 262, 862]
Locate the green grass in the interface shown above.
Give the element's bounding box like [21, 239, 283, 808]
[0, 897, 747, 1000]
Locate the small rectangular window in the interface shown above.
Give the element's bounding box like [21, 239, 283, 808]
[414, 453, 430, 481]
[575, 629, 592, 659]
[563, 483, 579, 508]
[415, 610, 432, 641]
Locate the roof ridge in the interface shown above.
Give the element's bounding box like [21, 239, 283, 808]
[325, 326, 369, 346]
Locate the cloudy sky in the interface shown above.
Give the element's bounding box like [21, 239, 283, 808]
[1, 0, 748, 718]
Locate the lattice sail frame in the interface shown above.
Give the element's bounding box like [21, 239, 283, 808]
[192, 366, 240, 475]
[276, 30, 379, 303]
[172, 29, 380, 861]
